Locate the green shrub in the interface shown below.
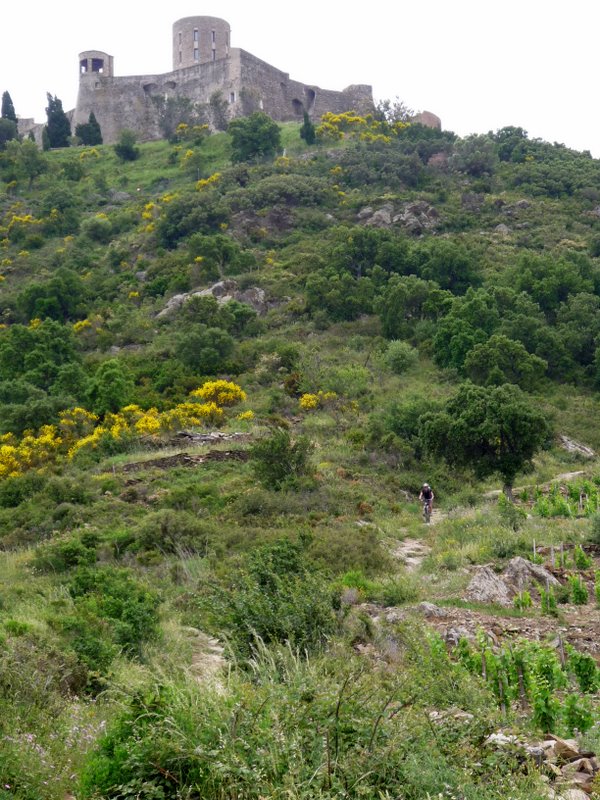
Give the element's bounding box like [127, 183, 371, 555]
[250, 428, 314, 490]
[32, 535, 96, 573]
[569, 575, 589, 605]
[574, 545, 592, 569]
[81, 214, 113, 243]
[193, 538, 337, 658]
[497, 493, 527, 531]
[133, 509, 214, 555]
[62, 566, 161, 661]
[383, 340, 419, 374]
[513, 591, 532, 610]
[114, 129, 139, 161]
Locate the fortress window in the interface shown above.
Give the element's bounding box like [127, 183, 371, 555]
[212, 50, 216, 61]
[193, 29, 198, 42]
[179, 51, 182, 63]
[80, 59, 88, 74]
[193, 48, 199, 62]
[179, 32, 182, 44]
[211, 30, 216, 43]
[229, 91, 236, 103]
[92, 58, 104, 73]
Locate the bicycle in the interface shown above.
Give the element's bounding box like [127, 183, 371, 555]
[422, 499, 432, 524]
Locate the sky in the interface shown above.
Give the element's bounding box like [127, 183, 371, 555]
[2, 0, 599, 155]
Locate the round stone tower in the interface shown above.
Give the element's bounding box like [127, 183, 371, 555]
[173, 17, 230, 69]
[79, 50, 114, 78]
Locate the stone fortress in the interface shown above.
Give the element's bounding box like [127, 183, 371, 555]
[72, 15, 378, 144]
[18, 15, 440, 146]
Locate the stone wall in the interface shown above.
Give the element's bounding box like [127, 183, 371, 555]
[73, 46, 375, 144]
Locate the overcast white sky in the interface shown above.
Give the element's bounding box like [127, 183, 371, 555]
[2, 1, 599, 155]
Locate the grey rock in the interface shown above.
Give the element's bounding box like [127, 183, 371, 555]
[394, 201, 439, 235]
[562, 790, 592, 800]
[415, 602, 448, 618]
[365, 203, 395, 228]
[495, 223, 511, 234]
[464, 566, 512, 606]
[357, 206, 374, 220]
[444, 626, 473, 645]
[503, 557, 560, 593]
[157, 280, 271, 319]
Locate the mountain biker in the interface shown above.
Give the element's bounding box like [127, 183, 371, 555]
[419, 483, 434, 515]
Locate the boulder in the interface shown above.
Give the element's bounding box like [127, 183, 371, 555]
[503, 557, 560, 594]
[393, 201, 439, 235]
[548, 735, 580, 761]
[364, 203, 394, 228]
[562, 790, 591, 800]
[464, 566, 512, 607]
[495, 223, 511, 234]
[558, 435, 595, 458]
[157, 280, 271, 319]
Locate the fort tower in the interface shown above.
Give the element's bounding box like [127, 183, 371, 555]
[173, 17, 231, 69]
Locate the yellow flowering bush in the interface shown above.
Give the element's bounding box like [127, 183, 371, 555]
[190, 380, 246, 407]
[0, 381, 249, 477]
[316, 111, 409, 143]
[196, 172, 222, 192]
[299, 391, 338, 411]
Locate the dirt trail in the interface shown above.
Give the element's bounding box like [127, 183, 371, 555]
[483, 470, 586, 499]
[183, 627, 227, 687]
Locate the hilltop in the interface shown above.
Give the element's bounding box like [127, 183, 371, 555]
[2, 114, 600, 799]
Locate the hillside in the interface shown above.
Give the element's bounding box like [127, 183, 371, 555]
[2, 115, 600, 799]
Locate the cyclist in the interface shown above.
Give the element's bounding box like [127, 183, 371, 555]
[419, 483, 434, 518]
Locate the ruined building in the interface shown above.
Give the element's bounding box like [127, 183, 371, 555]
[66, 16, 376, 144]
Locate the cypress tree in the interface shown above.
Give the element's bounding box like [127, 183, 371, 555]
[300, 111, 316, 145]
[45, 93, 71, 148]
[1, 91, 17, 123]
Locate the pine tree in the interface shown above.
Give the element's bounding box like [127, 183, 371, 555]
[45, 93, 71, 148]
[1, 91, 17, 123]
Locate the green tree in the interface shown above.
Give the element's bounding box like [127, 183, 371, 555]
[1, 91, 17, 123]
[422, 382, 552, 497]
[5, 138, 47, 186]
[175, 324, 234, 373]
[299, 111, 316, 145]
[228, 112, 281, 163]
[450, 133, 498, 177]
[114, 129, 139, 161]
[414, 239, 481, 294]
[0, 117, 18, 150]
[74, 111, 103, 145]
[463, 334, 548, 389]
[87, 359, 134, 415]
[44, 93, 71, 148]
[376, 275, 451, 340]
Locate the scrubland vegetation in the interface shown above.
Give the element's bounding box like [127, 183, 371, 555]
[2, 108, 600, 798]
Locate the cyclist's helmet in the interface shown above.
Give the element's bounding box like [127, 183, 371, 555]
[422, 483, 430, 489]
